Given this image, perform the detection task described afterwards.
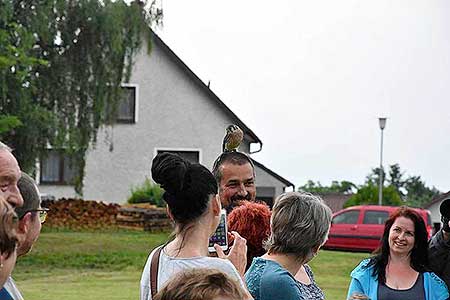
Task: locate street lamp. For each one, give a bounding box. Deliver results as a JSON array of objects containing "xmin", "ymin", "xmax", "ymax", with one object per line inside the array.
[{"xmin": 378, "ymin": 117, "xmax": 387, "ymax": 206}]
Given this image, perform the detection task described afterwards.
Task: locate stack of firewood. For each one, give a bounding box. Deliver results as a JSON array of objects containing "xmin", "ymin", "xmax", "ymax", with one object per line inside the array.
[
  {"xmin": 117, "ymin": 206, "xmax": 172, "ymax": 232},
  {"xmin": 42, "ymin": 198, "xmax": 120, "ymax": 230}
]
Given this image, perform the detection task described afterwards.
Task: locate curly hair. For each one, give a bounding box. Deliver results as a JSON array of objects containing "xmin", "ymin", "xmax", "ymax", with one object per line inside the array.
[
  {"xmin": 367, "ymin": 206, "xmax": 429, "ymax": 283},
  {"xmin": 228, "ymin": 200, "xmax": 271, "ymax": 269},
  {"xmin": 0, "ymin": 198, "xmax": 18, "ymax": 259},
  {"xmin": 154, "ymin": 268, "xmax": 246, "ymax": 300}
]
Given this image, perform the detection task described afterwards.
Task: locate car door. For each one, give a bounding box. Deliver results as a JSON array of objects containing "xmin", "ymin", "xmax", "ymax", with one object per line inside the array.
[
  {"xmin": 327, "ymin": 209, "xmax": 361, "ymax": 250},
  {"xmin": 357, "ymin": 209, "xmax": 390, "ymax": 251}
]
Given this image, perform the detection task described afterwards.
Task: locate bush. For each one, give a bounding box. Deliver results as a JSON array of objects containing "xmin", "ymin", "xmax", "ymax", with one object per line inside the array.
[{"xmin": 127, "ymin": 179, "xmax": 164, "ymax": 207}]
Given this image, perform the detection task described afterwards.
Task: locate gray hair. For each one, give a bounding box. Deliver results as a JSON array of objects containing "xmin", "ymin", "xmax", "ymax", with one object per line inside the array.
[
  {"xmin": 0, "ymin": 141, "xmax": 12, "ymax": 152},
  {"xmin": 264, "ymin": 192, "xmax": 332, "ymax": 261}
]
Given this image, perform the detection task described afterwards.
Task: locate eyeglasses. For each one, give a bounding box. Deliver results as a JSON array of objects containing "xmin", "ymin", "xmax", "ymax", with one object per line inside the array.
[{"xmin": 28, "ymin": 208, "xmax": 49, "ymax": 224}]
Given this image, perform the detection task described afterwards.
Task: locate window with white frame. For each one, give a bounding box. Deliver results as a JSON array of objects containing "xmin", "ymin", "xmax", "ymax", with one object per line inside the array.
[
  {"xmin": 40, "ymin": 150, "xmax": 77, "ymax": 185},
  {"xmin": 116, "ymin": 85, "xmax": 137, "ymax": 123},
  {"xmin": 156, "ymin": 150, "xmax": 200, "ymax": 164}
]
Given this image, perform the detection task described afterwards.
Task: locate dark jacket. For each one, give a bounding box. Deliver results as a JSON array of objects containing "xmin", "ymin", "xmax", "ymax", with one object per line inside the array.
[{"xmin": 429, "ymin": 229, "xmax": 450, "ymax": 289}]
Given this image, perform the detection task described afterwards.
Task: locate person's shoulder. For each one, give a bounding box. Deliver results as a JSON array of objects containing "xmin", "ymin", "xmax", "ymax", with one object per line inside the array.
[
  {"xmin": 350, "ymin": 258, "xmax": 373, "ymax": 278},
  {"xmin": 259, "ymin": 267, "xmax": 300, "ymax": 300},
  {"xmin": 424, "ymin": 271, "xmax": 448, "ymax": 289},
  {"xmin": 196, "ymin": 257, "xmax": 239, "ymax": 274}
]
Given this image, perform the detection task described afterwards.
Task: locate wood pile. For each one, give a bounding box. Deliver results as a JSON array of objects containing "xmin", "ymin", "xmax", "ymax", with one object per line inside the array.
[
  {"xmin": 41, "ymin": 198, "xmax": 120, "ymax": 230},
  {"xmin": 117, "ymin": 205, "xmax": 172, "ymax": 232}
]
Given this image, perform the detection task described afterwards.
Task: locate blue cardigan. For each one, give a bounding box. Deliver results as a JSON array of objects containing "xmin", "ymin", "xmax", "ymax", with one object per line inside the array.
[{"xmin": 347, "ymin": 259, "xmax": 449, "ymax": 300}]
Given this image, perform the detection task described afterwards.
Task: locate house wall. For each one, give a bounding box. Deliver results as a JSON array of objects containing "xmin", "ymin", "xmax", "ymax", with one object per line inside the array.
[
  {"xmin": 428, "ymin": 201, "xmax": 441, "ymax": 226},
  {"xmin": 39, "ymin": 38, "xmax": 257, "ymax": 203},
  {"xmin": 254, "ymin": 164, "xmax": 289, "ymax": 200}
]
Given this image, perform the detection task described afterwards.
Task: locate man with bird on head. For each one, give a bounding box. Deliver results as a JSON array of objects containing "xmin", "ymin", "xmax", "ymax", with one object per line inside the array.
[{"xmin": 213, "ymin": 125, "xmax": 256, "ymax": 213}]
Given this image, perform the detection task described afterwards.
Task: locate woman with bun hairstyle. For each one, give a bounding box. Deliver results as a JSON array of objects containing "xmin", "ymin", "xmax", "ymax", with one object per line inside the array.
[{"xmin": 140, "ymin": 153, "xmax": 249, "ymax": 300}]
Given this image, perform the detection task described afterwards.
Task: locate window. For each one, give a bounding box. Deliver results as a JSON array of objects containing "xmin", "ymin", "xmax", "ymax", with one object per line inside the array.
[
  {"xmin": 116, "ymin": 86, "xmax": 137, "ymax": 123},
  {"xmin": 363, "ymin": 211, "xmax": 389, "ymax": 225},
  {"xmin": 40, "ymin": 150, "xmax": 77, "ymax": 185},
  {"xmin": 333, "ymin": 210, "xmax": 360, "ymax": 224},
  {"xmin": 156, "ymin": 150, "xmax": 200, "ymax": 164}
]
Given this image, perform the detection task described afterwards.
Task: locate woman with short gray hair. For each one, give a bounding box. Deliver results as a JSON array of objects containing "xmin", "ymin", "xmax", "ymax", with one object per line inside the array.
[{"xmin": 245, "ymin": 192, "xmax": 332, "ymax": 300}]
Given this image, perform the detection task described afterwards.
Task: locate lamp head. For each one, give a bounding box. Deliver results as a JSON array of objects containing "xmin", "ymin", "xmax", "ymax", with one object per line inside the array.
[{"xmin": 378, "ymin": 117, "xmax": 387, "ymax": 130}]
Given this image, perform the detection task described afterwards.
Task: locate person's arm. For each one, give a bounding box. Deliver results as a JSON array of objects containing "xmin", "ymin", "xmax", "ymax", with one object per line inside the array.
[
  {"xmin": 429, "ymin": 226, "xmax": 450, "ymax": 276},
  {"xmin": 347, "ymin": 278, "xmax": 369, "ymax": 300}
]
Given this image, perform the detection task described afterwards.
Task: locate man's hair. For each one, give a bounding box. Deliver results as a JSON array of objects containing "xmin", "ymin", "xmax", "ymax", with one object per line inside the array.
[
  {"xmin": 15, "ymin": 172, "xmax": 41, "ymax": 220},
  {"xmin": 154, "ymin": 268, "xmax": 246, "ymax": 300},
  {"xmin": 212, "ymin": 151, "xmax": 255, "ymax": 183},
  {"xmin": 0, "ymin": 141, "xmax": 12, "ymax": 152},
  {"xmin": 0, "ymin": 198, "xmax": 18, "ymax": 258},
  {"xmin": 264, "ymin": 192, "xmax": 332, "ymax": 261}
]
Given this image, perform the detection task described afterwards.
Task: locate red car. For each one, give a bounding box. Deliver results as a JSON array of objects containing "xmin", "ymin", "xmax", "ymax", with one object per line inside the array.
[{"xmin": 324, "ymin": 205, "xmax": 433, "ymax": 252}]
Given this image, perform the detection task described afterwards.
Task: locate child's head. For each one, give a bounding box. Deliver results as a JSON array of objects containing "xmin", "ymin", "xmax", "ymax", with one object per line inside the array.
[{"xmin": 154, "ymin": 268, "xmax": 246, "ymax": 300}]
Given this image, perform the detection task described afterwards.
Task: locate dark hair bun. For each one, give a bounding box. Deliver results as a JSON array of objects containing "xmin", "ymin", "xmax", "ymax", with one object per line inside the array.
[{"xmin": 151, "ymin": 152, "xmax": 189, "ymax": 195}]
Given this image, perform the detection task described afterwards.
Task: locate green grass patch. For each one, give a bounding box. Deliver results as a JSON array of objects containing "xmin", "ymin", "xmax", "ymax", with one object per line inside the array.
[{"xmin": 13, "ymin": 229, "xmax": 369, "ymax": 300}]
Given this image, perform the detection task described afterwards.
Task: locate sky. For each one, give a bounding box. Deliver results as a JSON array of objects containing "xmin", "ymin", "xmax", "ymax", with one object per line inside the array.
[{"xmin": 155, "ymin": 0, "xmax": 450, "ymax": 191}]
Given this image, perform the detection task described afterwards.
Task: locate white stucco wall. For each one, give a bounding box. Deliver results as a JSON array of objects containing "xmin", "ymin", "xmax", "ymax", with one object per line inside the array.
[
  {"xmin": 254, "ymin": 164, "xmax": 290, "ymax": 199},
  {"xmin": 39, "ymin": 36, "xmax": 261, "ymax": 203},
  {"xmin": 427, "ymin": 201, "xmax": 441, "ymax": 225}
]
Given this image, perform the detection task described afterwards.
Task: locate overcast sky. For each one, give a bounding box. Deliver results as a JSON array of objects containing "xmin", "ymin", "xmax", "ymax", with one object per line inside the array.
[{"xmin": 155, "ymin": 0, "xmax": 450, "ymax": 191}]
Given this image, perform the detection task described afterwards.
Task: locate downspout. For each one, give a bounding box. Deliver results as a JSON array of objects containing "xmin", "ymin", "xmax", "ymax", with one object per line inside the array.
[{"xmin": 249, "ymin": 140, "xmax": 263, "ymax": 154}]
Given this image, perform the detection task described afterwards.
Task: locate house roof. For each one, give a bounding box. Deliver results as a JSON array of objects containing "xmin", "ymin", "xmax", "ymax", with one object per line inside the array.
[
  {"xmin": 319, "ymin": 193, "xmax": 353, "ymax": 213},
  {"xmin": 424, "ymin": 191, "xmax": 450, "ymax": 209},
  {"xmin": 251, "ymin": 159, "xmax": 295, "ymax": 189},
  {"xmin": 150, "ymin": 31, "xmax": 262, "ymax": 146}
]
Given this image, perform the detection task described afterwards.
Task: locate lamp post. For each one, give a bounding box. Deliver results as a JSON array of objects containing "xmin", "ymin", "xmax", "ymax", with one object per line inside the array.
[{"xmin": 378, "ymin": 117, "xmax": 387, "ymax": 206}]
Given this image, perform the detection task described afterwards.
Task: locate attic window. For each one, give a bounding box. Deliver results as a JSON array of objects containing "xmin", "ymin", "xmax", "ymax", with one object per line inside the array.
[
  {"xmin": 156, "ymin": 150, "xmax": 200, "ymax": 164},
  {"xmin": 117, "ymin": 85, "xmax": 137, "ymax": 123}
]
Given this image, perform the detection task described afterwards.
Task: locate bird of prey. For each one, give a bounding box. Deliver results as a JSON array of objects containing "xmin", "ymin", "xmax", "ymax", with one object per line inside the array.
[{"xmin": 222, "ymin": 125, "xmax": 244, "ymax": 152}]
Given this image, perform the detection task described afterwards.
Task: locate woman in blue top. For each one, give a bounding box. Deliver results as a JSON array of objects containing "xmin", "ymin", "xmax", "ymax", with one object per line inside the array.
[
  {"xmin": 347, "ymin": 206, "xmax": 449, "ymax": 300},
  {"xmin": 245, "ymin": 192, "xmax": 332, "ymax": 300}
]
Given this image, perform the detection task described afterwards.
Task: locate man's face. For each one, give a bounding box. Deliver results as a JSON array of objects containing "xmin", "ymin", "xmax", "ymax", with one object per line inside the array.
[
  {"xmin": 17, "ymin": 183, "xmax": 43, "ymax": 257},
  {"xmin": 218, "ymin": 162, "xmax": 256, "ymax": 212},
  {"xmin": 0, "ymin": 150, "xmax": 23, "ymax": 208}
]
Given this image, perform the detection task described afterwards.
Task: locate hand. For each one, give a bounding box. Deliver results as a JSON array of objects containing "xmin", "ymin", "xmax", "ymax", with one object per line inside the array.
[
  {"xmin": 214, "ymin": 231, "xmax": 247, "ymax": 276},
  {"xmin": 348, "ymin": 292, "xmax": 370, "ymax": 300}
]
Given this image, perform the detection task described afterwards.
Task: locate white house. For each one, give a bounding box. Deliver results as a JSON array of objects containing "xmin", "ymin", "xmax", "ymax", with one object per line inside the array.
[
  {"xmin": 424, "ymin": 191, "xmax": 450, "ymax": 231},
  {"xmin": 38, "ymin": 32, "xmax": 294, "ymax": 204}
]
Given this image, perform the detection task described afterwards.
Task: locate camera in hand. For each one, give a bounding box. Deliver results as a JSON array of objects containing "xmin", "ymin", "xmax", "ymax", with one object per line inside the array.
[{"xmin": 439, "ymin": 198, "xmax": 450, "ymax": 232}]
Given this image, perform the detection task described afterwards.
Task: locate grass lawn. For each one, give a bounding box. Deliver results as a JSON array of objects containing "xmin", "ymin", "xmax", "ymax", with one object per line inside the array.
[{"xmin": 13, "ymin": 228, "xmax": 368, "ymax": 300}]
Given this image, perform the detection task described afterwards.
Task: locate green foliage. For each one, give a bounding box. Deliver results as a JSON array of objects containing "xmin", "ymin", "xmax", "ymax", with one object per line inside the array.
[
  {"xmin": 299, "ymin": 180, "xmax": 356, "ymax": 194},
  {"xmin": 344, "ymin": 183, "xmax": 403, "ymax": 208},
  {"xmin": 404, "ymin": 175, "xmax": 440, "ymax": 208},
  {"xmin": 127, "ymin": 179, "xmax": 164, "ymax": 207},
  {"xmin": 0, "ymin": 0, "xmax": 162, "ymax": 194},
  {"xmin": 0, "ymin": 115, "xmax": 22, "ymax": 134}
]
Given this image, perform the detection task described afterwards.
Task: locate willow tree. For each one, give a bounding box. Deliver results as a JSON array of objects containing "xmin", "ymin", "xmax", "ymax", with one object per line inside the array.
[{"xmin": 0, "ymin": 0, "xmax": 162, "ymax": 194}]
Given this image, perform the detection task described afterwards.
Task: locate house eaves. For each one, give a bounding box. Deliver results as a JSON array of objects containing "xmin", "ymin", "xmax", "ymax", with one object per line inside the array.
[{"xmin": 150, "ymin": 31, "xmax": 262, "ymax": 147}]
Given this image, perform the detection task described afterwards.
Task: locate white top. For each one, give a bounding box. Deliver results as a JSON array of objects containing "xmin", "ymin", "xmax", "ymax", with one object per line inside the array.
[
  {"xmin": 140, "ymin": 246, "xmax": 245, "ymax": 300},
  {"xmin": 3, "ymin": 277, "xmax": 24, "ymax": 300}
]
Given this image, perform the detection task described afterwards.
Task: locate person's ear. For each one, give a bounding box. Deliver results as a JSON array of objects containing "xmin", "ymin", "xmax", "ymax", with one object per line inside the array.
[
  {"xmin": 166, "ymin": 205, "xmax": 174, "ymax": 221},
  {"xmin": 212, "ymin": 194, "xmax": 221, "ymax": 217},
  {"xmin": 17, "ymin": 212, "xmax": 32, "ymax": 235}
]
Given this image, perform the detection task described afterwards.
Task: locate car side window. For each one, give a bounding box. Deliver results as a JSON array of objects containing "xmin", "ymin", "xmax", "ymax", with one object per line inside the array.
[
  {"xmin": 333, "ymin": 210, "xmax": 360, "ymax": 224},
  {"xmin": 363, "ymin": 210, "xmax": 389, "ymax": 224}
]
